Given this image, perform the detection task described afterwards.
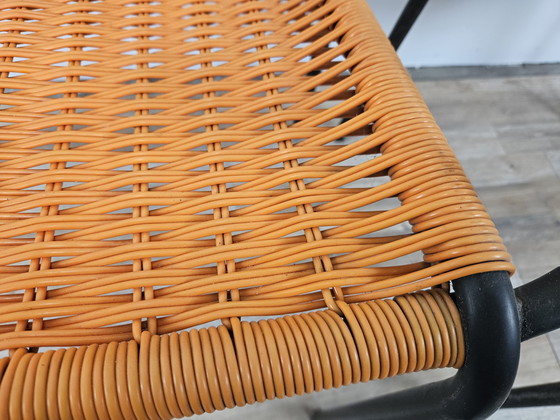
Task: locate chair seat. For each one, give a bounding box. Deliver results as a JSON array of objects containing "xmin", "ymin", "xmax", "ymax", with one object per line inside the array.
[{"xmin": 0, "ymin": 0, "xmax": 514, "ymax": 418}]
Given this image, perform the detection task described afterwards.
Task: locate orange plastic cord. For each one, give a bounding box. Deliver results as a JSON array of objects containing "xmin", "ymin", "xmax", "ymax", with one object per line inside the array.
[
  {"xmin": 0, "ymin": 290, "xmax": 464, "ymax": 419},
  {"xmin": 0, "ymin": 0, "xmax": 512, "ymax": 418}
]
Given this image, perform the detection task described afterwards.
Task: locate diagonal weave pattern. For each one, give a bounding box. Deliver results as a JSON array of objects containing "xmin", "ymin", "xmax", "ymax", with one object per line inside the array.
[{"xmin": 0, "ymin": 0, "xmax": 514, "ymax": 353}]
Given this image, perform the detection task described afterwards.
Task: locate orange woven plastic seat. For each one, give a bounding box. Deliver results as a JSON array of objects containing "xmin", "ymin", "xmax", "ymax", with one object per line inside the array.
[{"xmin": 0, "ymin": 0, "xmax": 515, "ymax": 418}]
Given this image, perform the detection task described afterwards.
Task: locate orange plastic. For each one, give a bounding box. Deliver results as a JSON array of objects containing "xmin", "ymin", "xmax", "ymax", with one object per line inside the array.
[{"xmin": 0, "ymin": 0, "xmax": 513, "ymax": 418}]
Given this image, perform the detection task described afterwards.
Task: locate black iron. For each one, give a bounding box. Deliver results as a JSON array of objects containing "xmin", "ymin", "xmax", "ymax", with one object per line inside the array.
[
  {"xmin": 496, "ymin": 266, "xmax": 560, "ymax": 409},
  {"xmin": 312, "ymin": 271, "xmax": 520, "ymax": 420},
  {"xmin": 503, "ymin": 382, "xmax": 560, "ymax": 408},
  {"xmin": 389, "ymin": 0, "xmax": 430, "ymax": 50},
  {"xmin": 514, "ymin": 267, "xmax": 560, "ymax": 342}
]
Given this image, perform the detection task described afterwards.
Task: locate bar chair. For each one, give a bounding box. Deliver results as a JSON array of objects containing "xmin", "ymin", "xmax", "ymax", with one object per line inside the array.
[{"xmin": 0, "ymin": 0, "xmax": 558, "ymax": 418}]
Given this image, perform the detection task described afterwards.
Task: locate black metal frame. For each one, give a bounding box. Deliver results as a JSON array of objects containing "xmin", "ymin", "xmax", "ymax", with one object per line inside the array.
[
  {"xmin": 504, "ymin": 383, "xmax": 560, "ymax": 408},
  {"xmin": 514, "ymin": 267, "xmax": 560, "ymax": 342},
  {"xmin": 503, "ymin": 267, "xmax": 560, "ymax": 410},
  {"xmin": 388, "ymin": 0, "xmax": 430, "ymax": 51}
]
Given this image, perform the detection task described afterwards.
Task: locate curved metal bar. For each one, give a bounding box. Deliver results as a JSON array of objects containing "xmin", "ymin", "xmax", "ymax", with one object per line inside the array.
[{"xmin": 312, "ymin": 271, "xmax": 520, "ymax": 420}]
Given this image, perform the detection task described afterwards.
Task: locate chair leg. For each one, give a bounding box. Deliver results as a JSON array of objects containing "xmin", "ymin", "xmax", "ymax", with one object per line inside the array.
[
  {"xmin": 389, "ymin": 0, "xmax": 430, "ymax": 51},
  {"xmin": 514, "ymin": 267, "xmax": 560, "ymax": 342},
  {"xmin": 499, "ymin": 266, "xmax": 560, "ymax": 409},
  {"xmin": 312, "ymin": 271, "xmax": 521, "ymax": 420},
  {"xmin": 503, "ymin": 382, "xmax": 560, "ymax": 408}
]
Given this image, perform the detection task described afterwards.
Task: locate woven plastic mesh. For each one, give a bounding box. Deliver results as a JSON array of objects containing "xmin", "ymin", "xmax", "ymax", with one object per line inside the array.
[{"xmin": 0, "ymin": 0, "xmax": 513, "ymax": 351}]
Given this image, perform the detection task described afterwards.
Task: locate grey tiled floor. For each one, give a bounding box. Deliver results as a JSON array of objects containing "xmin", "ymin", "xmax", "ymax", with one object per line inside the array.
[{"xmin": 199, "ymin": 71, "xmax": 560, "ymax": 419}]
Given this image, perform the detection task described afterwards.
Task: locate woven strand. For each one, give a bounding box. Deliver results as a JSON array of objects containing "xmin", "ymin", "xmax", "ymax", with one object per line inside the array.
[
  {"xmin": 0, "ymin": 0, "xmax": 514, "ymax": 351},
  {"xmin": 0, "ymin": 290, "xmax": 463, "ymax": 419}
]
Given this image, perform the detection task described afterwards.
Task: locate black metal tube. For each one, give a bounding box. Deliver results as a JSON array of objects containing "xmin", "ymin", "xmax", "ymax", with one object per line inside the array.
[
  {"xmin": 498, "ymin": 267, "xmax": 560, "ymax": 409},
  {"xmin": 515, "ymin": 267, "xmax": 560, "ymax": 342},
  {"xmin": 312, "ymin": 271, "xmax": 520, "ymax": 420},
  {"xmin": 389, "ymin": 0, "xmax": 429, "ymax": 50},
  {"xmin": 503, "ymin": 382, "xmax": 560, "ymax": 408}
]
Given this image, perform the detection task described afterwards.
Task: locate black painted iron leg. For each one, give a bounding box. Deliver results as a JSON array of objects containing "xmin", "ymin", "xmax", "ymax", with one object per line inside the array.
[
  {"xmin": 312, "ymin": 271, "xmax": 521, "ymax": 420},
  {"xmin": 503, "ymin": 383, "xmax": 560, "ymax": 408},
  {"xmin": 514, "ymin": 267, "xmax": 560, "ymax": 342},
  {"xmin": 500, "ymin": 266, "xmax": 560, "ymax": 409},
  {"xmin": 389, "ymin": 0, "xmax": 429, "ymax": 51}
]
